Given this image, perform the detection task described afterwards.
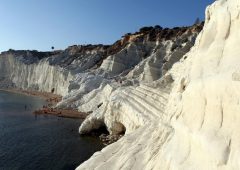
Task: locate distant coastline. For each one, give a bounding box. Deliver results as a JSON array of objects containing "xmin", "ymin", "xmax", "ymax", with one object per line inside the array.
[{"xmin": 0, "ymin": 88, "xmax": 88, "ymax": 119}]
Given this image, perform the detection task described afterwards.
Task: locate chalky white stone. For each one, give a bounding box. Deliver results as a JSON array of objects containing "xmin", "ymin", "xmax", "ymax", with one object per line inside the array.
[
  {"xmin": 77, "ymin": 0, "xmax": 240, "ymax": 169},
  {"xmin": 0, "ymin": 7, "xmax": 207, "ymax": 170}
]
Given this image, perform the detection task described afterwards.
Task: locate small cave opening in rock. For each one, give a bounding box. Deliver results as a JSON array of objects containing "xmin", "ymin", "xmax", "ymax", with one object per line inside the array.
[
  {"xmin": 51, "ymin": 88, "xmax": 55, "ymax": 93},
  {"xmin": 92, "ymin": 122, "xmax": 126, "ymax": 146},
  {"xmin": 97, "ymin": 103, "xmax": 103, "ymax": 108},
  {"xmin": 98, "ymin": 122, "xmax": 126, "ymax": 146},
  {"xmin": 182, "ymin": 84, "xmax": 186, "ymax": 91},
  {"xmin": 179, "ymin": 78, "xmax": 187, "ymax": 93},
  {"xmin": 87, "ymin": 125, "xmax": 109, "ymax": 137}
]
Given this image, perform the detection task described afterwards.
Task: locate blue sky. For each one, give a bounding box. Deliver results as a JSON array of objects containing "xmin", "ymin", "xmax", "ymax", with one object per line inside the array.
[{"xmin": 0, "ymin": 0, "xmax": 214, "ymax": 52}]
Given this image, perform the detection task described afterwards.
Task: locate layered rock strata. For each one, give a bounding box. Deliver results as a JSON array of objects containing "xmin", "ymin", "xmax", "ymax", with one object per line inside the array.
[
  {"xmin": 77, "ymin": 0, "xmax": 240, "ymax": 169},
  {"xmin": 0, "ymin": 16, "xmax": 206, "ymax": 170}
]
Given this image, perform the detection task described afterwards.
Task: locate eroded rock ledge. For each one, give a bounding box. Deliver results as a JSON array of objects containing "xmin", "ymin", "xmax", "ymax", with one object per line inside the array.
[
  {"xmin": 0, "ymin": 14, "xmax": 207, "ymax": 170},
  {"xmin": 77, "ymin": 0, "xmax": 240, "ymax": 169}
]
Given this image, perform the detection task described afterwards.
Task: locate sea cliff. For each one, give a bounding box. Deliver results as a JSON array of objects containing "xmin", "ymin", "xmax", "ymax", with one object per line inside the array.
[{"xmin": 2, "ymin": 7, "xmax": 230, "ymax": 169}]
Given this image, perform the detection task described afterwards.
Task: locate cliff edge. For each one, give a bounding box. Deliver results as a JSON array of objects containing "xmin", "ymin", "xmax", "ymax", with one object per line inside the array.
[
  {"xmin": 77, "ymin": 0, "xmax": 240, "ymax": 169},
  {"xmin": 2, "ymin": 3, "xmax": 232, "ymax": 169}
]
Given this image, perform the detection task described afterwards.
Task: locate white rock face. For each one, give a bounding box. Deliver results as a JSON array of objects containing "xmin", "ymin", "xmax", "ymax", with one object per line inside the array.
[
  {"xmin": 100, "ymin": 43, "xmax": 145, "ymax": 76},
  {"xmin": 0, "ymin": 52, "xmax": 73, "ymax": 95},
  {"xmin": 77, "ymin": 0, "xmax": 240, "ymax": 169},
  {"xmin": 0, "ymin": 14, "xmax": 203, "ymax": 170},
  {"xmin": 56, "ymin": 26, "xmax": 200, "ymax": 111}
]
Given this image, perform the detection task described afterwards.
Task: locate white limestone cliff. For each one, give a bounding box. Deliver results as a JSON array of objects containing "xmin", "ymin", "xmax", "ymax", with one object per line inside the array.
[
  {"xmin": 0, "ymin": 52, "xmax": 73, "ymax": 95},
  {"xmin": 76, "ymin": 0, "xmax": 240, "ymax": 169},
  {"xmin": 56, "ymin": 25, "xmax": 201, "ymax": 111},
  {"xmin": 0, "ymin": 10, "xmax": 205, "ymax": 170}
]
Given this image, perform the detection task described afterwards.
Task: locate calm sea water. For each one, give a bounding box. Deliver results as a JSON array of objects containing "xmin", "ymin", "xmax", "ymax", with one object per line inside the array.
[{"xmin": 0, "ymin": 90, "xmax": 103, "ymax": 170}]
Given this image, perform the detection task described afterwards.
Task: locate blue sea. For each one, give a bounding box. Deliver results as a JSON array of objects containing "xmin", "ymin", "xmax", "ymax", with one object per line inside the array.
[{"xmin": 0, "ymin": 90, "xmax": 103, "ymax": 170}]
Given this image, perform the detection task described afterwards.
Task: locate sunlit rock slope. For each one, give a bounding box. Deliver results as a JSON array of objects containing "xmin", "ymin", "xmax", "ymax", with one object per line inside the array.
[
  {"xmin": 0, "ymin": 12, "xmax": 206, "ymax": 170},
  {"xmin": 0, "ymin": 23, "xmax": 201, "ymax": 106},
  {"xmin": 77, "ymin": 0, "xmax": 240, "ymax": 169}
]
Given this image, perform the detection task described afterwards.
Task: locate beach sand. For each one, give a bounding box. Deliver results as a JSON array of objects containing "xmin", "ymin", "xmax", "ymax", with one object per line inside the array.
[{"xmin": 0, "ymin": 88, "xmax": 88, "ymax": 119}]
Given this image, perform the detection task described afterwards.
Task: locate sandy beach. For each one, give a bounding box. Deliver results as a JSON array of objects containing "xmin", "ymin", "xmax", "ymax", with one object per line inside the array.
[{"xmin": 0, "ymin": 88, "xmax": 88, "ymax": 119}]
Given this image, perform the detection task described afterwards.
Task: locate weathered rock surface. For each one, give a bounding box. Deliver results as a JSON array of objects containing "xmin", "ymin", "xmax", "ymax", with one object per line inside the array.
[
  {"xmin": 77, "ymin": 0, "xmax": 240, "ymax": 169},
  {"xmin": 0, "ymin": 11, "xmax": 206, "ymax": 170}
]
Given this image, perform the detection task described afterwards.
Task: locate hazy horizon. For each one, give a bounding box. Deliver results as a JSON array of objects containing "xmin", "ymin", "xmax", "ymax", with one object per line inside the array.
[{"xmin": 0, "ymin": 0, "xmax": 214, "ymax": 52}]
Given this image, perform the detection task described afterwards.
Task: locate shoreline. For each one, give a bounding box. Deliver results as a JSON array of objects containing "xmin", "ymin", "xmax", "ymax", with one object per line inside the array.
[
  {"xmin": 0, "ymin": 88, "xmax": 61, "ymax": 101},
  {"xmin": 33, "ymin": 107, "xmax": 89, "ymax": 119},
  {"xmin": 0, "ymin": 88, "xmax": 88, "ymax": 119}
]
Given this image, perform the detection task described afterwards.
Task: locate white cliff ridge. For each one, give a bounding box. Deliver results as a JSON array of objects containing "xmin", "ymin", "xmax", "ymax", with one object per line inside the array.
[
  {"xmin": 0, "ymin": 51, "xmax": 73, "ymax": 95},
  {"xmin": 2, "ymin": 1, "xmax": 237, "ymax": 169},
  {"xmin": 0, "ymin": 23, "xmax": 201, "ymax": 168},
  {"xmin": 76, "ymin": 0, "xmax": 240, "ymax": 169}
]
